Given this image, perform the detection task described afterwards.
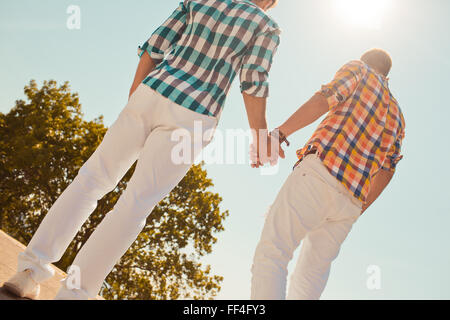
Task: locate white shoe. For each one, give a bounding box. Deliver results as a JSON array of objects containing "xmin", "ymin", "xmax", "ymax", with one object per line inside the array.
[
  {"xmin": 3, "ymin": 269, "xmax": 41, "ymax": 300},
  {"xmin": 54, "ymin": 282, "xmax": 91, "ymax": 300}
]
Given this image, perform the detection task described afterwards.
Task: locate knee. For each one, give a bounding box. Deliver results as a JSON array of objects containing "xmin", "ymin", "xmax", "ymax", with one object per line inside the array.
[
  {"xmin": 253, "ymin": 238, "xmax": 293, "ymax": 273},
  {"xmin": 112, "ymin": 189, "xmax": 158, "ymax": 224},
  {"xmin": 254, "ymin": 219, "xmax": 299, "ymax": 266},
  {"xmin": 73, "ymin": 171, "xmax": 112, "ymax": 200}
]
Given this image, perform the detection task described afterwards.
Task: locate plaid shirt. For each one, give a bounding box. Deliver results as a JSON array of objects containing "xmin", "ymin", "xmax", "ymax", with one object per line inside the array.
[
  {"xmin": 138, "ymin": 0, "xmax": 281, "ymax": 117},
  {"xmin": 296, "ymin": 60, "xmax": 406, "ymax": 203}
]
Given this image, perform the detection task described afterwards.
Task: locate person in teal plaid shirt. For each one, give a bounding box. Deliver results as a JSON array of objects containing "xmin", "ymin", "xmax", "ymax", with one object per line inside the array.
[{"xmin": 5, "ymin": 0, "xmax": 281, "ymax": 300}]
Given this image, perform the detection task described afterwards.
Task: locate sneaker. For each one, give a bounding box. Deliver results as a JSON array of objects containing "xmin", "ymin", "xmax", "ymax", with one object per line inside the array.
[
  {"xmin": 3, "ymin": 269, "xmax": 41, "ymax": 300},
  {"xmin": 54, "ymin": 278, "xmax": 91, "ymax": 300},
  {"xmin": 54, "ymin": 286, "xmax": 91, "ymax": 300}
]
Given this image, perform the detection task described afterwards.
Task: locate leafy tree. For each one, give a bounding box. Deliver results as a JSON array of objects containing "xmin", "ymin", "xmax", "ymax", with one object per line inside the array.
[{"xmin": 0, "ymin": 80, "xmax": 229, "ymax": 300}]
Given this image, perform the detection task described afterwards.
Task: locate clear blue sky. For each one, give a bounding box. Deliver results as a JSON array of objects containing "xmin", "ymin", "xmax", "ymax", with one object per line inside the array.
[{"xmin": 1, "ymin": 0, "xmax": 449, "ymax": 299}]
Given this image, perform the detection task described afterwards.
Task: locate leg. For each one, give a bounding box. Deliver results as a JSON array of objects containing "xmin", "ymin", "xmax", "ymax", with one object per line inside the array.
[
  {"xmin": 60, "ymin": 107, "xmax": 217, "ymax": 298},
  {"xmin": 18, "ymin": 85, "xmax": 154, "ymax": 282},
  {"xmin": 286, "ymin": 217, "xmax": 357, "ymax": 300},
  {"xmin": 250, "ymin": 167, "xmax": 329, "ymax": 300}
]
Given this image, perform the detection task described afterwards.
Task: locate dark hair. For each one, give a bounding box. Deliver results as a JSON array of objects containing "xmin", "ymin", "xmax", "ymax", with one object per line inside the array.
[{"xmin": 361, "ymin": 49, "xmax": 392, "ymax": 77}]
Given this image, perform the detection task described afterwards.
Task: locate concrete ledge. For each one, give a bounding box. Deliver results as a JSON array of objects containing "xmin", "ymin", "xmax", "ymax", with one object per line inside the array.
[{"xmin": 0, "ymin": 230, "xmax": 103, "ymax": 300}]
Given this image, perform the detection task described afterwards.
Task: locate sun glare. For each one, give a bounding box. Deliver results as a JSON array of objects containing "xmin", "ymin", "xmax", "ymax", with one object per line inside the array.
[{"xmin": 332, "ymin": 0, "xmax": 391, "ymax": 30}]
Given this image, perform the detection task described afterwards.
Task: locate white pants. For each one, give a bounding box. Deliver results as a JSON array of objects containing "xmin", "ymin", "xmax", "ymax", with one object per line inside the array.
[
  {"xmin": 251, "ymin": 154, "xmax": 363, "ymax": 300},
  {"xmin": 17, "ymin": 84, "xmax": 217, "ymax": 298}
]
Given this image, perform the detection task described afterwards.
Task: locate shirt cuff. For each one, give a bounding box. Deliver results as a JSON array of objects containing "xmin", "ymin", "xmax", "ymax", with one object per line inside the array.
[
  {"xmin": 381, "ymin": 155, "xmax": 404, "ymax": 172},
  {"xmin": 317, "ymin": 86, "xmax": 345, "ymax": 110},
  {"xmin": 138, "ymin": 42, "xmax": 164, "ymax": 62},
  {"xmin": 240, "ymin": 81, "xmax": 269, "ymax": 98}
]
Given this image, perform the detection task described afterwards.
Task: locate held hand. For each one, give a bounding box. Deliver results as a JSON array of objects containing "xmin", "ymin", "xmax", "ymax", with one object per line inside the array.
[
  {"xmin": 249, "ymin": 129, "xmax": 265, "ymax": 168},
  {"xmin": 269, "ymin": 128, "xmax": 288, "ymax": 161},
  {"xmin": 250, "ymin": 136, "xmax": 268, "ymax": 168},
  {"xmin": 249, "ymin": 143, "xmax": 261, "ymax": 168},
  {"xmin": 249, "ymin": 132, "xmax": 285, "ymax": 168},
  {"xmin": 250, "ymin": 135, "xmax": 269, "ymax": 168},
  {"xmin": 266, "ymin": 134, "xmax": 283, "ymax": 166}
]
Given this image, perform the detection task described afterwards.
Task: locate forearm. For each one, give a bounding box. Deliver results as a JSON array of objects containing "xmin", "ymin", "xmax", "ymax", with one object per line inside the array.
[
  {"xmin": 242, "ymin": 93, "xmax": 268, "ymax": 131},
  {"xmin": 279, "ymin": 93, "xmax": 329, "ymax": 138},
  {"xmin": 362, "ymin": 169, "xmax": 394, "ymax": 213},
  {"xmin": 129, "ymin": 51, "xmax": 157, "ymax": 98},
  {"xmin": 243, "ymin": 93, "xmax": 270, "ymax": 167}
]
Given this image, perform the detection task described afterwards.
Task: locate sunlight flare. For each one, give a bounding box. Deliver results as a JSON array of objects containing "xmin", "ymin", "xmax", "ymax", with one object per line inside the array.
[{"xmin": 332, "ymin": 0, "xmax": 391, "ymax": 30}]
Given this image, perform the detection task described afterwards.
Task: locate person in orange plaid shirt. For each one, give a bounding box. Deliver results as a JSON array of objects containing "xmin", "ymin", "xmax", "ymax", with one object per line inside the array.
[{"xmin": 251, "ymin": 49, "xmax": 405, "ymax": 300}]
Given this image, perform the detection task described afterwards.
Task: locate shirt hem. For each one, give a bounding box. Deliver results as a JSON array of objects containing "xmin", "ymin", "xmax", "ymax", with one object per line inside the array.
[
  {"xmin": 295, "ymin": 143, "xmax": 367, "ymax": 204},
  {"xmin": 141, "ymin": 82, "xmax": 218, "ymax": 120}
]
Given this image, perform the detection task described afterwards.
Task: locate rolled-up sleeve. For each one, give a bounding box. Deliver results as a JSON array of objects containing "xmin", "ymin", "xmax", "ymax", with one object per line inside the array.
[
  {"xmin": 382, "ymin": 130, "xmax": 405, "ymax": 172},
  {"xmin": 240, "ymin": 28, "xmax": 281, "ymax": 98},
  {"xmin": 138, "ymin": 1, "xmax": 189, "ymax": 63},
  {"xmin": 318, "ymin": 61, "xmax": 363, "ymax": 110}
]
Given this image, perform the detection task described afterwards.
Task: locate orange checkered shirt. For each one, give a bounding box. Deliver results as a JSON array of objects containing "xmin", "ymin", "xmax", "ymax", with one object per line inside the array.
[{"xmin": 296, "ymin": 60, "xmax": 406, "ymax": 203}]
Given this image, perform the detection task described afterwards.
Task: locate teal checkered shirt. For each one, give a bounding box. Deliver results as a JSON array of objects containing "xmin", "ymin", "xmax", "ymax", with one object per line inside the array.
[{"xmin": 138, "ymin": 0, "xmax": 281, "ymax": 118}]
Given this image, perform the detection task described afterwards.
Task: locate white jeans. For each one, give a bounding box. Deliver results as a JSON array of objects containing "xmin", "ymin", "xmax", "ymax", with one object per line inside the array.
[
  {"xmin": 17, "ymin": 84, "xmax": 217, "ymax": 298},
  {"xmin": 251, "ymin": 154, "xmax": 363, "ymax": 300}
]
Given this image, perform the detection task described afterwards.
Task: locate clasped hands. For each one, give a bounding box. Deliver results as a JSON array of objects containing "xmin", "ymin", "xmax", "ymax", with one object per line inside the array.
[{"xmin": 250, "ymin": 129, "xmax": 288, "ymax": 168}]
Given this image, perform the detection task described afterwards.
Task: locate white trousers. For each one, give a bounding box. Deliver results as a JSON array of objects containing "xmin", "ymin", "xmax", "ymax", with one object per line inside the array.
[
  {"xmin": 17, "ymin": 84, "xmax": 217, "ymax": 298},
  {"xmin": 251, "ymin": 154, "xmax": 363, "ymax": 300}
]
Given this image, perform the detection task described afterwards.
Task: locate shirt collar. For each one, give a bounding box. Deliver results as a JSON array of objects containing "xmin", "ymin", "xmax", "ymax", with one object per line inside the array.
[
  {"xmin": 379, "ymin": 74, "xmax": 389, "ymax": 87},
  {"xmin": 362, "ymin": 61, "xmax": 390, "ymax": 86}
]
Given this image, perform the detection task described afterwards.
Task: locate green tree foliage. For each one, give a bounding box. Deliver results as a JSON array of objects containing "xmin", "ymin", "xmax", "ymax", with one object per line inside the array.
[{"xmin": 0, "ymin": 80, "xmax": 229, "ymax": 300}]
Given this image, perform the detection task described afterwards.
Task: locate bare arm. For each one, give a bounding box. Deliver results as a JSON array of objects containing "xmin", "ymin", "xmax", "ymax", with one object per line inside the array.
[
  {"xmin": 279, "ymin": 61, "xmax": 364, "ymax": 138},
  {"xmin": 243, "ymin": 93, "xmax": 268, "ymax": 132},
  {"xmin": 242, "ymin": 93, "xmax": 271, "ymax": 168},
  {"xmin": 129, "ymin": 51, "xmax": 157, "ymax": 99},
  {"xmin": 362, "ymin": 169, "xmax": 394, "ymax": 213},
  {"xmin": 248, "ymin": 92, "xmax": 329, "ymax": 167},
  {"xmin": 278, "ymin": 93, "xmax": 329, "ymax": 138}
]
